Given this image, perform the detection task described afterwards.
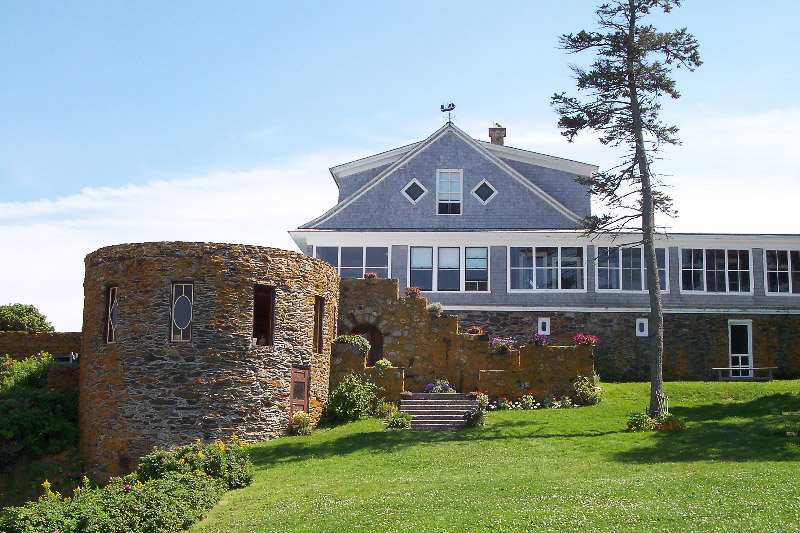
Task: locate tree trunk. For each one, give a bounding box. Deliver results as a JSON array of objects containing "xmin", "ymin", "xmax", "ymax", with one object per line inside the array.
[{"xmin": 626, "ymin": 0, "xmax": 666, "ymax": 416}]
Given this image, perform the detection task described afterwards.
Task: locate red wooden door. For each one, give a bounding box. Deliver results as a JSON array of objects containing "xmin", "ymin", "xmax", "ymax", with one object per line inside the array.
[{"xmin": 290, "ymin": 367, "xmax": 310, "ymax": 418}]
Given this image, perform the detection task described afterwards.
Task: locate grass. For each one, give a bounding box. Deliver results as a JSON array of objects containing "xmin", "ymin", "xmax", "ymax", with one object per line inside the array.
[{"xmin": 191, "ymin": 381, "xmax": 800, "ymax": 532}]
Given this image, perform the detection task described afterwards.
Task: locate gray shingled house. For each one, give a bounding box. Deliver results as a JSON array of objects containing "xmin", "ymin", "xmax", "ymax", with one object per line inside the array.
[{"xmin": 290, "ymin": 121, "xmax": 800, "ymax": 381}]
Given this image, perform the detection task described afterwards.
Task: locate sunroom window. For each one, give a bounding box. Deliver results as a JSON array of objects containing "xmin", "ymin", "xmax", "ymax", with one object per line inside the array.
[
  {"xmin": 510, "ymin": 247, "xmax": 584, "ymax": 290},
  {"xmin": 437, "ymin": 247, "xmax": 460, "ymax": 291},
  {"xmin": 766, "ymin": 249, "xmax": 800, "ymax": 294},
  {"xmin": 465, "ymin": 247, "xmax": 489, "ymax": 291},
  {"xmin": 315, "ymin": 246, "xmax": 389, "ymax": 278},
  {"xmin": 410, "ymin": 247, "xmax": 433, "ymax": 291},
  {"xmin": 681, "ymin": 248, "xmax": 751, "ymax": 293}
]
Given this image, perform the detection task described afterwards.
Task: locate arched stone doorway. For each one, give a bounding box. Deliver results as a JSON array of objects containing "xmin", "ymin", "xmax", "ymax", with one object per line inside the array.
[{"xmin": 350, "ymin": 323, "xmax": 384, "ymax": 366}]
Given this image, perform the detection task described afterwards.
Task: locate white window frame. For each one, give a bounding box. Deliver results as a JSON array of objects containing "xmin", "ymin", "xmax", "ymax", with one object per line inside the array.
[
  {"xmin": 678, "ymin": 248, "xmax": 754, "ymax": 295},
  {"xmin": 506, "ymin": 246, "xmax": 588, "ymax": 293},
  {"xmin": 105, "ymin": 286, "xmax": 118, "ymax": 344},
  {"xmin": 407, "ymin": 245, "xmax": 492, "ymax": 293},
  {"xmin": 314, "ymin": 246, "xmax": 392, "ymax": 280},
  {"xmin": 435, "ymin": 169, "xmax": 463, "ymax": 216},
  {"xmin": 727, "ymin": 319, "xmax": 753, "ymax": 378},
  {"xmin": 401, "ymin": 178, "xmax": 428, "ymax": 205},
  {"xmin": 538, "ymin": 317, "xmax": 550, "ymax": 336},
  {"xmin": 595, "ymin": 246, "xmax": 670, "ymax": 293},
  {"xmin": 763, "ymin": 249, "xmax": 800, "ymax": 296},
  {"xmin": 470, "ymin": 179, "xmax": 498, "ymax": 205},
  {"xmin": 635, "ymin": 318, "xmax": 649, "ymax": 337}
]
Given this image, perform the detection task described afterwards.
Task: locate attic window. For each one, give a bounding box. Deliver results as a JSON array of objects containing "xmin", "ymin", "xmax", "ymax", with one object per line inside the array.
[
  {"xmin": 402, "ymin": 179, "xmax": 428, "ymax": 204},
  {"xmin": 471, "ymin": 179, "xmax": 497, "ymax": 205}
]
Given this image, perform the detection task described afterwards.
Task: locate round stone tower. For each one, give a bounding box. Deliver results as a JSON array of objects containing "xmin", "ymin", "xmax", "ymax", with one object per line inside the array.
[{"xmin": 80, "ymin": 242, "xmax": 338, "ymax": 479}]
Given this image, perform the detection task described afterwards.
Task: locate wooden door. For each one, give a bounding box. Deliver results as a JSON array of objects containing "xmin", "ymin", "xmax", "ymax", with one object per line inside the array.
[{"xmin": 290, "ymin": 367, "xmax": 310, "ymax": 418}]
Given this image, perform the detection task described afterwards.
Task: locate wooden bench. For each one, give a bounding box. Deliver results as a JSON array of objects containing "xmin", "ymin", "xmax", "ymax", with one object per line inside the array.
[{"xmin": 711, "ymin": 367, "xmax": 777, "ymax": 381}]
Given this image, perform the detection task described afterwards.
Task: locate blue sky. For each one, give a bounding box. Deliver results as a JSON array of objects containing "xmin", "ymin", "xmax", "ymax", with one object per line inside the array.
[{"xmin": 1, "ymin": 1, "xmax": 799, "ymax": 330}]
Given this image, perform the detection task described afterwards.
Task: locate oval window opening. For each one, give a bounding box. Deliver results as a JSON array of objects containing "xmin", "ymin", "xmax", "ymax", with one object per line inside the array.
[{"xmin": 173, "ymin": 295, "xmax": 192, "ymax": 329}]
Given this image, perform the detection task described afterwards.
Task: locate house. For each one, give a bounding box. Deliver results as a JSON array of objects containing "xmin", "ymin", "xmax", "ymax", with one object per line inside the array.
[{"xmin": 291, "ymin": 121, "xmax": 800, "ymax": 381}]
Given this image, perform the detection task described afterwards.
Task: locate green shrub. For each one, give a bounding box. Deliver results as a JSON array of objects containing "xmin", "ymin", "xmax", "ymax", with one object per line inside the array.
[
  {"xmin": 573, "ymin": 372, "xmax": 603, "ymax": 406},
  {"xmin": 373, "ymin": 358, "xmax": 392, "ymax": 370},
  {"xmin": 464, "ymin": 408, "xmax": 487, "ymax": 427},
  {"xmin": 0, "ymin": 387, "xmax": 78, "ymax": 466},
  {"xmin": 291, "ymin": 411, "xmax": 314, "ymax": 436},
  {"xmin": 626, "ymin": 411, "xmax": 684, "ymax": 432},
  {"xmin": 375, "ymin": 399, "xmax": 397, "ymax": 418},
  {"xmin": 133, "ymin": 436, "xmax": 254, "ymax": 491},
  {"xmin": 519, "ymin": 394, "xmax": 539, "ymax": 410},
  {"xmin": 0, "ymin": 304, "xmax": 54, "ymax": 332},
  {"xmin": 1, "ymin": 352, "xmax": 53, "ymax": 392},
  {"xmin": 426, "ymin": 302, "xmax": 442, "ymax": 318},
  {"xmin": 321, "ymin": 373, "xmax": 379, "ymax": 423},
  {"xmin": 332, "ymin": 335, "xmax": 371, "ymax": 354},
  {"xmin": 385, "ymin": 411, "xmax": 411, "ymax": 429},
  {"xmin": 0, "ymin": 437, "xmax": 254, "ymax": 532}
]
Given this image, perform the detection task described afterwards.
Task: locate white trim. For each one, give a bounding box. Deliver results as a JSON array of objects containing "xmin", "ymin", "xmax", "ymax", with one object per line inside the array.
[
  {"xmin": 470, "ymin": 178, "xmax": 498, "ymax": 205},
  {"xmin": 401, "ymin": 178, "xmax": 428, "ymax": 205},
  {"xmin": 329, "ymin": 142, "xmax": 420, "ymax": 184},
  {"xmin": 435, "ymin": 168, "xmax": 463, "ymax": 216},
  {"xmin": 299, "ymin": 122, "xmax": 584, "ymax": 229},
  {"xmin": 636, "ymin": 318, "xmax": 649, "ymax": 337},
  {"xmin": 537, "ymin": 317, "xmax": 551, "ymax": 336},
  {"xmin": 506, "ymin": 245, "xmax": 588, "ymax": 293},
  {"xmin": 480, "ymin": 140, "xmax": 598, "ymax": 176},
  {"xmin": 727, "ymin": 319, "xmax": 753, "ymax": 378},
  {"xmin": 763, "ymin": 248, "xmax": 800, "ymax": 296},
  {"xmin": 678, "ymin": 247, "xmax": 755, "ymax": 296},
  {"xmin": 441, "ymin": 305, "xmax": 800, "ymax": 315}
]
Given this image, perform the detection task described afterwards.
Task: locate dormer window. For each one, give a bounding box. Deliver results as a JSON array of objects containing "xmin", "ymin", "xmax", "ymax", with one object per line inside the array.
[
  {"xmin": 471, "ymin": 179, "xmax": 497, "ymax": 205},
  {"xmin": 436, "ymin": 169, "xmax": 462, "ymax": 215},
  {"xmin": 402, "ymin": 179, "xmax": 428, "ymax": 204}
]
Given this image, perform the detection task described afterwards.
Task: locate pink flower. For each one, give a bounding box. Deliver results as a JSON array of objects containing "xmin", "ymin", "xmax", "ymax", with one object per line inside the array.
[{"xmin": 124, "ymin": 484, "xmax": 131, "ymax": 490}]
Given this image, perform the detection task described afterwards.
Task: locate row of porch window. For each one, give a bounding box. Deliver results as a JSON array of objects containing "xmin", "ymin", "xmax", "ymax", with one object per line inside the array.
[
  {"xmin": 313, "ymin": 245, "xmax": 800, "ymax": 294},
  {"xmin": 104, "ymin": 283, "xmax": 327, "ymax": 352}
]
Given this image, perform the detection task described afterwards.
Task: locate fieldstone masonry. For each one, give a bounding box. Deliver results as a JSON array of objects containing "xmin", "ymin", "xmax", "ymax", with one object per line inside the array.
[
  {"xmin": 448, "ymin": 310, "xmax": 800, "ymax": 381},
  {"xmin": 0, "ymin": 331, "xmax": 81, "ymax": 361},
  {"xmin": 80, "ymin": 242, "xmax": 338, "ymax": 479}
]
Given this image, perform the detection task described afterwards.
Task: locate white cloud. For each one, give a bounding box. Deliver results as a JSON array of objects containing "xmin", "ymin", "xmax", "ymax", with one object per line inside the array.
[{"xmin": 2, "ymin": 109, "xmax": 798, "ymax": 331}]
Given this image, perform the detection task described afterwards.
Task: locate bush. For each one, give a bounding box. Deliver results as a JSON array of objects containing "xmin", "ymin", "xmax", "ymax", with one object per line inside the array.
[
  {"xmin": 321, "ymin": 373, "xmax": 379, "ymax": 423},
  {"xmin": 291, "ymin": 411, "xmax": 314, "ymax": 436},
  {"xmin": 573, "ymin": 372, "xmax": 603, "ymax": 406},
  {"xmin": 426, "ymin": 302, "xmax": 442, "ymax": 318},
  {"xmin": 0, "ymin": 304, "xmax": 54, "ymax": 332},
  {"xmin": 373, "ymin": 358, "xmax": 392, "ymax": 370},
  {"xmin": 375, "ymin": 399, "xmax": 397, "ymax": 418},
  {"xmin": 332, "ymin": 334, "xmax": 371, "ymax": 354},
  {"xmin": 0, "ymin": 388, "xmax": 79, "ymax": 466},
  {"xmin": 404, "ymin": 287, "xmax": 421, "ymax": 299},
  {"xmin": 1, "ymin": 352, "xmax": 53, "ymax": 392},
  {"xmin": 0, "ymin": 437, "xmax": 254, "ymax": 532},
  {"xmin": 424, "ymin": 379, "xmax": 456, "ymax": 393},
  {"xmin": 573, "ymin": 333, "xmax": 598, "ymax": 346},
  {"xmin": 385, "ymin": 411, "xmax": 412, "ymax": 429},
  {"xmin": 527, "ymin": 333, "xmax": 549, "ymax": 346},
  {"xmin": 490, "ymin": 336, "xmax": 517, "ymax": 354},
  {"xmin": 519, "ymin": 394, "xmax": 540, "ymax": 410},
  {"xmin": 465, "ymin": 391, "xmax": 489, "ymax": 427},
  {"xmin": 627, "ymin": 411, "xmax": 685, "ymax": 432}
]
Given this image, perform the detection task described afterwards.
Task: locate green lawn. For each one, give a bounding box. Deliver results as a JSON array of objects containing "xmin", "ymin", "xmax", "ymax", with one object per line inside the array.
[{"xmin": 191, "ymin": 381, "xmax": 800, "ymax": 532}]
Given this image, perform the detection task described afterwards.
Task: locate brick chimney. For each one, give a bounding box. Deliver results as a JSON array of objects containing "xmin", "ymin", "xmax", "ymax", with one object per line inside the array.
[{"xmin": 489, "ymin": 123, "xmax": 506, "ymax": 146}]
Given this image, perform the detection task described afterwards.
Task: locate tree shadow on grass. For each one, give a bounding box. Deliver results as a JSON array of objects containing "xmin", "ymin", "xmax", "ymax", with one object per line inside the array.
[
  {"xmin": 249, "ymin": 418, "xmax": 624, "ymax": 470},
  {"xmin": 612, "ymin": 393, "xmax": 800, "ymax": 464}
]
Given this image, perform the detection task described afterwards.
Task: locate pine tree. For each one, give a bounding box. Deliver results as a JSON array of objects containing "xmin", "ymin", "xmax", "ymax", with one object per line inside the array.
[{"xmin": 552, "ymin": 0, "xmax": 701, "ymax": 416}]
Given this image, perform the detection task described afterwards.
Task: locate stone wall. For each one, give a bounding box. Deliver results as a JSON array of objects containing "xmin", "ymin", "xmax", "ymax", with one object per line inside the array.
[
  {"xmin": 80, "ymin": 242, "xmax": 339, "ymax": 479},
  {"xmin": 0, "ymin": 331, "xmax": 81, "ymax": 361},
  {"xmin": 448, "ymin": 310, "xmax": 800, "ymax": 381},
  {"xmin": 336, "ymin": 278, "xmax": 594, "ymax": 397},
  {"xmin": 330, "ymin": 343, "xmax": 405, "ymax": 399},
  {"xmin": 46, "ymin": 363, "xmax": 80, "ymax": 395}
]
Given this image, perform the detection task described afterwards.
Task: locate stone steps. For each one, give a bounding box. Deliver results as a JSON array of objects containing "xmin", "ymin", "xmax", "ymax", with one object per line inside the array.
[{"xmin": 399, "ymin": 393, "xmax": 477, "ymax": 430}]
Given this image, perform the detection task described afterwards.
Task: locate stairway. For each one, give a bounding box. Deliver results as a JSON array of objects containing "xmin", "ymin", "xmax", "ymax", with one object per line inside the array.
[{"xmin": 399, "ymin": 393, "xmax": 478, "ymax": 430}]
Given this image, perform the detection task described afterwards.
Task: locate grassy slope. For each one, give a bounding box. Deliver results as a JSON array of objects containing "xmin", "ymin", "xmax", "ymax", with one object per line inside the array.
[{"xmin": 192, "ymin": 381, "xmax": 800, "ymax": 532}]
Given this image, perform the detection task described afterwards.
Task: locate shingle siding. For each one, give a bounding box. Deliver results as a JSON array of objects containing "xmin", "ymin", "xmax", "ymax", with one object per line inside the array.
[
  {"xmin": 500, "ymin": 158, "xmax": 591, "ymax": 218},
  {"xmin": 336, "ymin": 163, "xmax": 393, "ymax": 203},
  {"xmin": 316, "ymin": 132, "xmax": 582, "ymax": 231}
]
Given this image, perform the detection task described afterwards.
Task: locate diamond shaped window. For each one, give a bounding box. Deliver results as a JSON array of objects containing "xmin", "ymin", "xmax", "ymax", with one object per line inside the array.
[
  {"xmin": 402, "ymin": 179, "xmax": 428, "ymax": 204},
  {"xmin": 472, "ymin": 180, "xmax": 497, "ymax": 204}
]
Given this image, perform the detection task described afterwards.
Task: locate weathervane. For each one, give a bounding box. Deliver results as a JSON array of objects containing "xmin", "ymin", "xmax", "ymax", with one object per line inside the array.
[{"xmin": 440, "ymin": 102, "xmax": 456, "ymax": 123}]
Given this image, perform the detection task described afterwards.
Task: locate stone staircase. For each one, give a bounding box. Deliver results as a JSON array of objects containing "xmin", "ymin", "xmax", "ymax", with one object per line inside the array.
[{"xmin": 400, "ymin": 393, "xmax": 477, "ymax": 430}]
